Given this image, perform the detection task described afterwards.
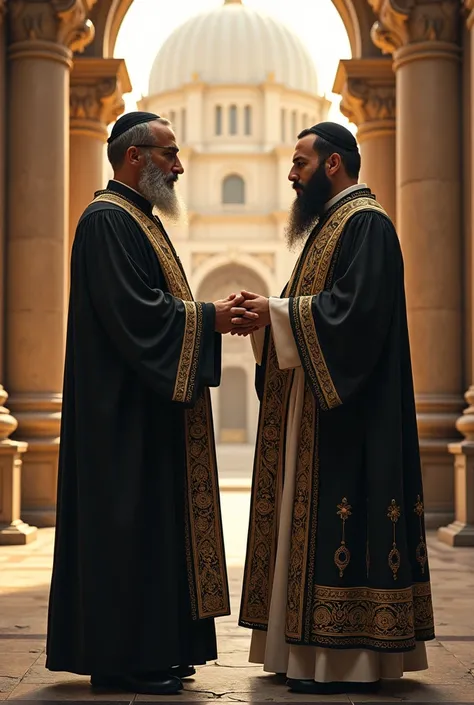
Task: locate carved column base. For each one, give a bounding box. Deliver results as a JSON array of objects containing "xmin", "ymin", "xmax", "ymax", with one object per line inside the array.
[
  {"xmin": 438, "ymin": 387, "xmax": 474, "ymax": 547},
  {"xmin": 9, "ymin": 393, "xmax": 61, "ymax": 528},
  {"xmin": 0, "ymin": 440, "xmax": 37, "ymax": 545},
  {"xmin": 417, "ymin": 394, "xmax": 463, "ymax": 529},
  {"xmin": 438, "ymin": 520, "xmax": 474, "ymax": 547},
  {"xmin": 419, "ymin": 442, "xmax": 455, "ymax": 528}
]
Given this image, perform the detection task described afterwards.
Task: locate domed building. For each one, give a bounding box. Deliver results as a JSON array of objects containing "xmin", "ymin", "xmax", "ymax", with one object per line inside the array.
[{"xmin": 140, "ymin": 0, "xmax": 330, "ymax": 451}]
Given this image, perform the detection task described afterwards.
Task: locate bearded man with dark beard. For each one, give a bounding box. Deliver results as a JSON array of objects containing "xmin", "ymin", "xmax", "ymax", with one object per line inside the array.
[
  {"xmin": 234, "ymin": 122, "xmax": 435, "ymax": 694},
  {"xmin": 46, "ymin": 112, "xmax": 258, "ymax": 695}
]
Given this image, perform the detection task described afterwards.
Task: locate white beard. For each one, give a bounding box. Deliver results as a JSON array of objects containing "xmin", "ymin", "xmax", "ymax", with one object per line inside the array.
[{"xmin": 138, "ymin": 155, "xmax": 182, "ymax": 221}]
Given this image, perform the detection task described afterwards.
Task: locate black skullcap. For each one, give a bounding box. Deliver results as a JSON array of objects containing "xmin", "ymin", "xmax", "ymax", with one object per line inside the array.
[
  {"xmin": 305, "ymin": 121, "xmax": 358, "ymax": 152},
  {"xmin": 107, "ymin": 111, "xmax": 160, "ymax": 144}
]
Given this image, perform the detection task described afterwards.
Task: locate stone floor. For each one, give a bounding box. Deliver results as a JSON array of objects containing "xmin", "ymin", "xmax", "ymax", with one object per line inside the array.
[{"xmin": 1, "ymin": 492, "xmax": 474, "ymax": 704}]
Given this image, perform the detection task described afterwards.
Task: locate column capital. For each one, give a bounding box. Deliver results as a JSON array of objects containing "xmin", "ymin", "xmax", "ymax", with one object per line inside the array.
[
  {"xmin": 8, "ymin": 0, "xmax": 97, "ymax": 62},
  {"xmin": 369, "ymin": 0, "xmax": 461, "ymax": 57},
  {"xmin": 70, "ymin": 57, "xmax": 132, "ymax": 140},
  {"xmin": 333, "ymin": 58, "xmax": 395, "ymax": 141}
]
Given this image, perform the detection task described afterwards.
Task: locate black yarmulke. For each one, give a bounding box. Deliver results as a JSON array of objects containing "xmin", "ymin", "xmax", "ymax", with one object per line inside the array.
[
  {"xmin": 306, "ymin": 121, "xmax": 358, "ymax": 152},
  {"xmin": 107, "ymin": 111, "xmax": 160, "ymax": 144}
]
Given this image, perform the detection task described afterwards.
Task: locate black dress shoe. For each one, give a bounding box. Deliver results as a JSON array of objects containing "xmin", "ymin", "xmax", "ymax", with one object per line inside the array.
[
  {"xmin": 90, "ymin": 672, "xmax": 182, "ymax": 695},
  {"xmin": 287, "ymin": 678, "xmax": 381, "ymax": 695},
  {"xmin": 170, "ymin": 665, "xmax": 196, "ymax": 679}
]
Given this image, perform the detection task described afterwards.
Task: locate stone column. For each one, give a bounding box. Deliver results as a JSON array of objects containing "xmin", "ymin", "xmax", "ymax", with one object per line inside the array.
[
  {"xmin": 0, "ymin": 3, "xmax": 36, "ymax": 545},
  {"xmin": 6, "ymin": 0, "xmax": 95, "ymax": 527},
  {"xmin": 333, "ymin": 58, "xmax": 396, "ymax": 224},
  {"xmin": 0, "ymin": 386, "xmax": 36, "ymax": 544},
  {"xmin": 370, "ymin": 0, "xmax": 462, "ymax": 528},
  {"xmin": 438, "ymin": 0, "xmax": 474, "ymax": 546},
  {"xmin": 70, "ymin": 57, "xmax": 130, "ymax": 255},
  {"xmin": 0, "ymin": 0, "xmax": 5, "ymax": 378}
]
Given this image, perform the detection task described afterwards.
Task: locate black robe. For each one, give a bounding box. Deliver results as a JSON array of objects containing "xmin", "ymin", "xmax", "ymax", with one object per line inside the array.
[
  {"xmin": 240, "ymin": 188, "xmax": 435, "ymax": 651},
  {"xmin": 46, "ymin": 181, "xmax": 229, "ymax": 676}
]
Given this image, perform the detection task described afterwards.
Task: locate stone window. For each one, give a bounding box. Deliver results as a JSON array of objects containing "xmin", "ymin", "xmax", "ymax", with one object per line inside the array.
[
  {"xmin": 229, "ymin": 105, "xmax": 238, "ymax": 135},
  {"xmin": 222, "ymin": 174, "xmax": 245, "ymax": 204},
  {"xmin": 244, "ymin": 106, "xmax": 252, "ymax": 135},
  {"xmin": 216, "ymin": 106, "xmax": 223, "ymax": 135}
]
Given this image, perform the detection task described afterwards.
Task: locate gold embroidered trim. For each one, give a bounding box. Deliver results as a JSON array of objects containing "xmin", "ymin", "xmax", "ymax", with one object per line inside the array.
[
  {"xmin": 240, "ymin": 342, "xmax": 293, "ymax": 626},
  {"xmin": 388, "ymin": 499, "xmax": 401, "ymax": 581},
  {"xmin": 414, "ymin": 495, "xmax": 428, "ymax": 575},
  {"xmin": 292, "ymin": 296, "xmax": 342, "ymax": 411},
  {"xmin": 286, "ymin": 388, "xmax": 316, "ymax": 640},
  {"xmin": 185, "ymin": 391, "xmax": 230, "ymax": 618},
  {"xmin": 306, "ymin": 582, "xmax": 434, "ymax": 647},
  {"xmin": 92, "ymin": 192, "xmax": 230, "ymax": 620},
  {"xmin": 335, "ymin": 498, "xmax": 352, "ymax": 578},
  {"xmin": 172, "ymin": 301, "xmax": 201, "ymax": 404},
  {"xmin": 93, "ymin": 193, "xmax": 190, "ymax": 298}
]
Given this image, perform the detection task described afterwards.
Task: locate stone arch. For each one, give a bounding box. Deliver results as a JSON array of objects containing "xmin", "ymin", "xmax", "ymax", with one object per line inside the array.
[
  {"xmin": 196, "ymin": 263, "xmax": 269, "ymax": 302},
  {"xmin": 85, "ymin": 0, "xmax": 381, "ymax": 62}
]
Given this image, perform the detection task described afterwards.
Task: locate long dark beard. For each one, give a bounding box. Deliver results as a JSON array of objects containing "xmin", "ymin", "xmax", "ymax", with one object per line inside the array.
[
  {"xmin": 138, "ymin": 154, "xmax": 182, "ymax": 221},
  {"xmin": 285, "ymin": 162, "xmax": 333, "ymax": 249}
]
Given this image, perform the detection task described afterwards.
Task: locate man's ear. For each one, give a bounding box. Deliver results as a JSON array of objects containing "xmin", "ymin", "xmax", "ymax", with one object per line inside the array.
[
  {"xmin": 127, "ymin": 146, "xmax": 141, "ymax": 166},
  {"xmin": 327, "ymin": 153, "xmax": 342, "ymax": 175}
]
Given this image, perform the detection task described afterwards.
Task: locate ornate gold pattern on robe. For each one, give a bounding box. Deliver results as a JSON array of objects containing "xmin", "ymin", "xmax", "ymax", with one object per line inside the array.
[{"xmin": 92, "ymin": 192, "xmax": 230, "ymax": 620}]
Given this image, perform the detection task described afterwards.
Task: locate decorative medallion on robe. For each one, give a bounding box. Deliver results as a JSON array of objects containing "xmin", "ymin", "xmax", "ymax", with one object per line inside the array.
[
  {"xmin": 93, "ymin": 192, "xmax": 230, "ymax": 621},
  {"xmin": 239, "ymin": 193, "xmax": 435, "ymax": 650}
]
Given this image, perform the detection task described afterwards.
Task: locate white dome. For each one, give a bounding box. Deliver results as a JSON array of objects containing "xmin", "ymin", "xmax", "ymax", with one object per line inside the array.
[{"xmin": 148, "ymin": 0, "xmax": 319, "ymax": 97}]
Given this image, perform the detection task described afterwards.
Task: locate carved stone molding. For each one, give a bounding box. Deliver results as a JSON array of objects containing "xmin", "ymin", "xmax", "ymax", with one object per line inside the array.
[
  {"xmin": 369, "ymin": 0, "xmax": 461, "ymax": 55},
  {"xmin": 465, "ymin": 0, "xmax": 474, "ymax": 30},
  {"xmin": 70, "ymin": 57, "xmax": 131, "ymax": 137},
  {"xmin": 0, "ymin": 386, "xmax": 18, "ymax": 442},
  {"xmin": 333, "ymin": 58, "xmax": 395, "ymax": 137},
  {"xmin": 8, "ymin": 0, "xmax": 97, "ymax": 54}
]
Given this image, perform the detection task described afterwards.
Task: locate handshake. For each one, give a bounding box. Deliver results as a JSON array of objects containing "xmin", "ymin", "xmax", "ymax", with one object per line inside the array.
[{"xmin": 213, "ymin": 291, "xmax": 270, "ymax": 336}]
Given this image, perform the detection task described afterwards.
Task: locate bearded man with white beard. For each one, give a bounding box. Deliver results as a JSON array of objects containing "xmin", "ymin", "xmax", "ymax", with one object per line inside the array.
[{"xmin": 46, "ymin": 112, "xmax": 258, "ymax": 695}]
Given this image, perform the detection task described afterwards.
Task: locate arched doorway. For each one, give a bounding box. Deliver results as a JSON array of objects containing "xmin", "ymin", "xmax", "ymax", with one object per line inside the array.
[
  {"xmin": 196, "ymin": 263, "xmax": 269, "ymax": 447},
  {"xmin": 220, "ymin": 367, "xmax": 247, "ymax": 443}
]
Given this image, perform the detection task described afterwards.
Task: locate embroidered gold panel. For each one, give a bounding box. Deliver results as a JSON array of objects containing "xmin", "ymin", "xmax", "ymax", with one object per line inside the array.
[
  {"xmin": 310, "ymin": 582, "xmax": 433, "ymax": 650},
  {"xmin": 92, "ymin": 193, "xmax": 230, "ymax": 620},
  {"xmin": 240, "ymin": 196, "xmax": 429, "ymax": 645}
]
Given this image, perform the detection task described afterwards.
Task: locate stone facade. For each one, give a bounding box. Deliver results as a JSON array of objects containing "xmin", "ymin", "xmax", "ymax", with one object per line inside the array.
[{"xmin": 0, "ymin": 0, "xmax": 472, "ymax": 545}]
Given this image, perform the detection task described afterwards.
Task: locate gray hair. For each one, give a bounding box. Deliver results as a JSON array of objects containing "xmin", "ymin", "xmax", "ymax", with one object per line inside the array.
[{"xmin": 107, "ymin": 117, "xmax": 171, "ymax": 170}]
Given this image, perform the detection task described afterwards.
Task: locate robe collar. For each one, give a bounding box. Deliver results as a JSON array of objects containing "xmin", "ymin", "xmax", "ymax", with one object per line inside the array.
[
  {"xmin": 324, "ymin": 183, "xmax": 367, "ymax": 212},
  {"xmin": 99, "ymin": 180, "xmax": 154, "ymax": 218}
]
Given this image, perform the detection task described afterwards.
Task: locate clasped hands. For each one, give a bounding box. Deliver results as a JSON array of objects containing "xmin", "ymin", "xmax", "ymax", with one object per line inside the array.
[{"xmin": 214, "ymin": 291, "xmax": 270, "ymax": 335}]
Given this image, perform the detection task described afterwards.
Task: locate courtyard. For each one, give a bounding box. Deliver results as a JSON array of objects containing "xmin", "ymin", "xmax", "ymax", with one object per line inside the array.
[{"xmin": 0, "ymin": 489, "xmax": 473, "ymax": 704}]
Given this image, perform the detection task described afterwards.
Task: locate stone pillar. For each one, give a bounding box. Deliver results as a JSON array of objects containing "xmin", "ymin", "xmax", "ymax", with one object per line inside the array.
[
  {"xmin": 333, "ymin": 58, "xmax": 396, "ymax": 224},
  {"xmin": 438, "ymin": 0, "xmax": 474, "ymax": 546},
  {"xmin": 370, "ymin": 0, "xmax": 462, "ymax": 528},
  {"xmin": 0, "ymin": 0, "xmax": 5, "ymax": 377},
  {"xmin": 70, "ymin": 57, "xmax": 131, "ymax": 255},
  {"xmin": 0, "ymin": 3, "xmax": 36, "ymax": 545},
  {"xmin": 6, "ymin": 0, "xmax": 95, "ymax": 527},
  {"xmin": 0, "ymin": 385, "xmax": 37, "ymax": 544}
]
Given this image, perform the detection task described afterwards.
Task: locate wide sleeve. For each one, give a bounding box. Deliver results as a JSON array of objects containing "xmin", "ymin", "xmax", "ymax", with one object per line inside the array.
[
  {"xmin": 288, "ymin": 211, "xmax": 402, "ymax": 411},
  {"xmin": 76, "ymin": 209, "xmax": 220, "ymax": 405}
]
